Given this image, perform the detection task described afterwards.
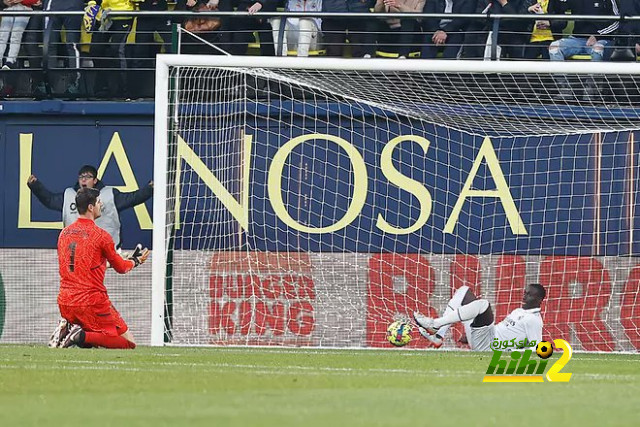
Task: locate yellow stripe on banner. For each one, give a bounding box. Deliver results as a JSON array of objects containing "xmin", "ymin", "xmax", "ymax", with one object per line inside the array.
[{"xmin": 482, "ymin": 376, "xmax": 544, "ymax": 383}]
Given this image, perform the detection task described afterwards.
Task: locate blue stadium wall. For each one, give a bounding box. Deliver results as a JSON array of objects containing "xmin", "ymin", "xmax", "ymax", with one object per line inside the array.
[
  {"xmin": 0, "ymin": 101, "xmax": 638, "ymax": 256},
  {"xmin": 0, "ymin": 101, "xmax": 155, "ymax": 249}
]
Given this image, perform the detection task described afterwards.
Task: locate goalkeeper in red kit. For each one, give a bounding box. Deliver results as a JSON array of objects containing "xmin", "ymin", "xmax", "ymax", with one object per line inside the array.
[{"xmin": 52, "ymin": 187, "xmax": 150, "ymax": 349}]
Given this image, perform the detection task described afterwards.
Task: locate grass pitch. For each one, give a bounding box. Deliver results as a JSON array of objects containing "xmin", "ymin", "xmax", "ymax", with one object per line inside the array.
[{"xmin": 1, "ymin": 345, "xmax": 639, "ymax": 427}]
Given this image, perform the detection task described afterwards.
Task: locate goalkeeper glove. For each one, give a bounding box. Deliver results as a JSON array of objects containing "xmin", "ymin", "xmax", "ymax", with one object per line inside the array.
[{"xmin": 128, "ymin": 244, "xmax": 150, "ymax": 267}]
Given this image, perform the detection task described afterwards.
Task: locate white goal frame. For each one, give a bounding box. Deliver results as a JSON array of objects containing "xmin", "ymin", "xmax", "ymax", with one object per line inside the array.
[{"xmin": 152, "ymin": 54, "xmax": 640, "ymax": 347}]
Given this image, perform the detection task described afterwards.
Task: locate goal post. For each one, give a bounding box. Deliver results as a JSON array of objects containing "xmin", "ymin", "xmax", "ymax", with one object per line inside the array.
[
  {"xmin": 151, "ymin": 58, "xmax": 170, "ymax": 346},
  {"xmin": 153, "ymin": 54, "xmax": 640, "ymax": 351}
]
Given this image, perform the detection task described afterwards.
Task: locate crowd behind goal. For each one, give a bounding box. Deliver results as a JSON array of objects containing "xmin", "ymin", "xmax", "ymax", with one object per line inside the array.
[{"xmin": 0, "ymin": 0, "xmax": 638, "ymax": 98}]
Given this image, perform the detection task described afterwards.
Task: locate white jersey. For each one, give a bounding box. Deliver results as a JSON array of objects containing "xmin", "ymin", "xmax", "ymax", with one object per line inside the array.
[{"xmin": 494, "ymin": 307, "xmax": 543, "ymax": 349}]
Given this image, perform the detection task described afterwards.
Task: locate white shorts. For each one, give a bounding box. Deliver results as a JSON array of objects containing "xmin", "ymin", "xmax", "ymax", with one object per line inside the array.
[{"xmin": 469, "ymin": 324, "xmax": 496, "ymax": 351}]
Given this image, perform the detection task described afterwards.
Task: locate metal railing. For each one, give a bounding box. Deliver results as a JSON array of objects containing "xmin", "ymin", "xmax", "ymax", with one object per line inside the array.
[{"xmin": 0, "ymin": 10, "xmax": 636, "ymax": 99}]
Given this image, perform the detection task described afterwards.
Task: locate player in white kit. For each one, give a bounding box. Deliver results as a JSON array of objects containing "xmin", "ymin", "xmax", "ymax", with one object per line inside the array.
[{"xmin": 413, "ymin": 284, "xmax": 545, "ymax": 351}]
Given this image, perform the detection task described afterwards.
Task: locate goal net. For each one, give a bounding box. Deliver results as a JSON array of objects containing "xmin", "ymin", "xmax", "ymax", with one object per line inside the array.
[{"xmin": 153, "ymin": 56, "xmax": 640, "ymax": 352}]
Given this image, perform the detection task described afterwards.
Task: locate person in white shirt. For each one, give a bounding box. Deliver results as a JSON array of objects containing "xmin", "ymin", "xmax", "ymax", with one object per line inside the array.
[{"xmin": 413, "ymin": 283, "xmax": 545, "ymax": 351}]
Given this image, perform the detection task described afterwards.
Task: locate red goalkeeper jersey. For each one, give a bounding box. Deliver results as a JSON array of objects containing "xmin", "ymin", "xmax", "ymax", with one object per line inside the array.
[{"xmin": 57, "ymin": 217, "xmax": 135, "ymax": 306}]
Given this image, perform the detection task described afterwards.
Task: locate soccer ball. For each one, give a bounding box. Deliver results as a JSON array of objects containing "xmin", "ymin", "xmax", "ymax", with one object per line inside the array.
[
  {"xmin": 536, "ymin": 341, "xmax": 554, "ymax": 359},
  {"xmin": 386, "ymin": 320, "xmax": 412, "ymax": 347}
]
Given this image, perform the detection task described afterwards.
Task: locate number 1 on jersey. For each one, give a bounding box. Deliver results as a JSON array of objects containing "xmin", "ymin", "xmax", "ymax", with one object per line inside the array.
[{"xmin": 68, "ymin": 242, "xmax": 77, "ymax": 272}]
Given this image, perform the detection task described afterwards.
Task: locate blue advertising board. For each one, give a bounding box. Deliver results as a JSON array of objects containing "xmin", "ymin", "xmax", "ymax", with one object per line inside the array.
[
  {"xmin": 0, "ymin": 101, "xmax": 638, "ymax": 255},
  {"xmin": 0, "ymin": 104, "xmax": 154, "ymax": 249}
]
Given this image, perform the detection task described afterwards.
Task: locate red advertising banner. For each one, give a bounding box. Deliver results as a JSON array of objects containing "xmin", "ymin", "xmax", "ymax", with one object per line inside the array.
[
  {"xmin": 207, "ymin": 252, "xmax": 640, "ymax": 351},
  {"xmin": 365, "ymin": 254, "xmax": 639, "ymax": 351},
  {"xmin": 209, "ymin": 252, "xmax": 316, "ymax": 346}
]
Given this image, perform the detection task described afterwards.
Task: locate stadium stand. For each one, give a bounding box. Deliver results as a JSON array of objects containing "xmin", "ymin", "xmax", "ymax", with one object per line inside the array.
[{"xmin": 0, "ymin": 1, "xmax": 636, "ymax": 99}]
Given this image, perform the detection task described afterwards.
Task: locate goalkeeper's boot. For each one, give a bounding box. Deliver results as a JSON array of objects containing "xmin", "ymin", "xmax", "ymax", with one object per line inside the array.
[
  {"xmin": 61, "ymin": 325, "xmax": 86, "ymax": 348},
  {"xmin": 48, "ymin": 319, "xmax": 69, "ymax": 348},
  {"xmin": 413, "ymin": 312, "xmax": 437, "ymax": 335},
  {"xmin": 416, "ymin": 326, "xmax": 444, "ymax": 349}
]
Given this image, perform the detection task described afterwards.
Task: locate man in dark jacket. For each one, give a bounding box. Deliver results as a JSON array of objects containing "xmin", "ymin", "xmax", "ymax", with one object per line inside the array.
[
  {"xmin": 421, "ymin": 0, "xmax": 475, "ymax": 59},
  {"xmin": 548, "ymin": 0, "xmax": 619, "ymax": 100},
  {"xmin": 129, "ymin": 0, "xmax": 188, "ymax": 97},
  {"xmin": 608, "ymin": 0, "xmax": 638, "ymax": 104},
  {"xmin": 27, "ymin": 165, "xmax": 153, "ymax": 249},
  {"xmin": 220, "ymin": 0, "xmax": 276, "ymax": 55},
  {"xmin": 322, "ymin": 0, "xmax": 377, "ymax": 57},
  {"xmin": 549, "ymin": 0, "xmax": 619, "ymax": 61},
  {"xmin": 615, "ymin": 0, "xmax": 639, "ymax": 54},
  {"xmin": 20, "ymin": 0, "xmax": 45, "ymax": 96},
  {"xmin": 461, "ymin": 0, "xmax": 535, "ymax": 59},
  {"xmin": 44, "ymin": 0, "xmax": 84, "ymax": 93}
]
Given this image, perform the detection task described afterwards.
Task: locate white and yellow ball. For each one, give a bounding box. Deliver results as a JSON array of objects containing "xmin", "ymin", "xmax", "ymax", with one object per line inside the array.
[
  {"xmin": 536, "ymin": 341, "xmax": 554, "ymax": 359},
  {"xmin": 386, "ymin": 320, "xmax": 412, "ymax": 347}
]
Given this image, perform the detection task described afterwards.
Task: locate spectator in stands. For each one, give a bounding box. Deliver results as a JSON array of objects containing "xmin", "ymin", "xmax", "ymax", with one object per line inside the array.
[
  {"xmin": 130, "ymin": 0, "xmax": 187, "ymax": 97},
  {"xmin": 45, "ymin": 0, "xmax": 83, "ymax": 93},
  {"xmin": 90, "ymin": 0, "xmax": 136, "ymax": 97},
  {"xmin": 27, "ymin": 165, "xmax": 153, "ymax": 249},
  {"xmin": 270, "ymin": 0, "xmax": 322, "ymax": 57},
  {"xmin": 132, "ymin": 0, "xmax": 185, "ymax": 70},
  {"xmin": 0, "ymin": 0, "xmax": 37, "ymax": 97},
  {"xmin": 548, "ymin": 0, "xmax": 619, "ymax": 62},
  {"xmin": 91, "ymin": 0, "xmax": 135, "ymax": 98},
  {"xmin": 523, "ymin": 0, "xmax": 567, "ymax": 59},
  {"xmin": 614, "ymin": 0, "xmax": 640, "ymax": 59},
  {"xmin": 373, "ymin": 0, "xmax": 425, "ymax": 59},
  {"xmin": 322, "ymin": 0, "xmax": 376, "ymax": 58},
  {"xmin": 179, "ymin": 0, "xmax": 227, "ymax": 54},
  {"xmin": 607, "ymin": 0, "xmax": 639, "ymax": 103},
  {"xmin": 21, "ymin": 0, "xmax": 45, "ymax": 95},
  {"xmin": 0, "ymin": 0, "xmax": 39, "ymax": 70},
  {"xmin": 461, "ymin": 0, "xmax": 533, "ymax": 59},
  {"xmin": 421, "ymin": 0, "xmax": 474, "ymax": 59},
  {"xmin": 220, "ymin": 0, "xmax": 276, "ymax": 56},
  {"xmin": 548, "ymin": 0, "xmax": 619, "ymax": 100}
]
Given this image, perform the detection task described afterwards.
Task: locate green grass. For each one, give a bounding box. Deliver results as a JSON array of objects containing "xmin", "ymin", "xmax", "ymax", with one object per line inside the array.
[{"xmin": 1, "ymin": 345, "xmax": 639, "ymax": 427}]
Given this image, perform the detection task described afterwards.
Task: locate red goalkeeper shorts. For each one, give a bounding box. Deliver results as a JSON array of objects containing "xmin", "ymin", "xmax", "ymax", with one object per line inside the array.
[{"xmin": 59, "ymin": 302, "xmax": 128, "ymax": 337}]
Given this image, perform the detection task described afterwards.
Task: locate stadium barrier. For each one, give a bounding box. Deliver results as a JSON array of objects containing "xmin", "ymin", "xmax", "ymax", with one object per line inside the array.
[{"xmin": 0, "ymin": 10, "xmax": 637, "ymax": 99}]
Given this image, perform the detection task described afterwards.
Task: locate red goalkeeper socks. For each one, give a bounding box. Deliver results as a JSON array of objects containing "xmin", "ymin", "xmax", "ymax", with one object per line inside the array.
[{"xmin": 84, "ymin": 332, "xmax": 136, "ymax": 349}]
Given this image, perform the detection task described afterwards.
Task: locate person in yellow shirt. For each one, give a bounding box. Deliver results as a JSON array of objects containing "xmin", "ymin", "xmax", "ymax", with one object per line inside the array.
[
  {"xmin": 523, "ymin": 0, "xmax": 567, "ymax": 60},
  {"xmin": 89, "ymin": 0, "xmax": 136, "ymax": 97}
]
